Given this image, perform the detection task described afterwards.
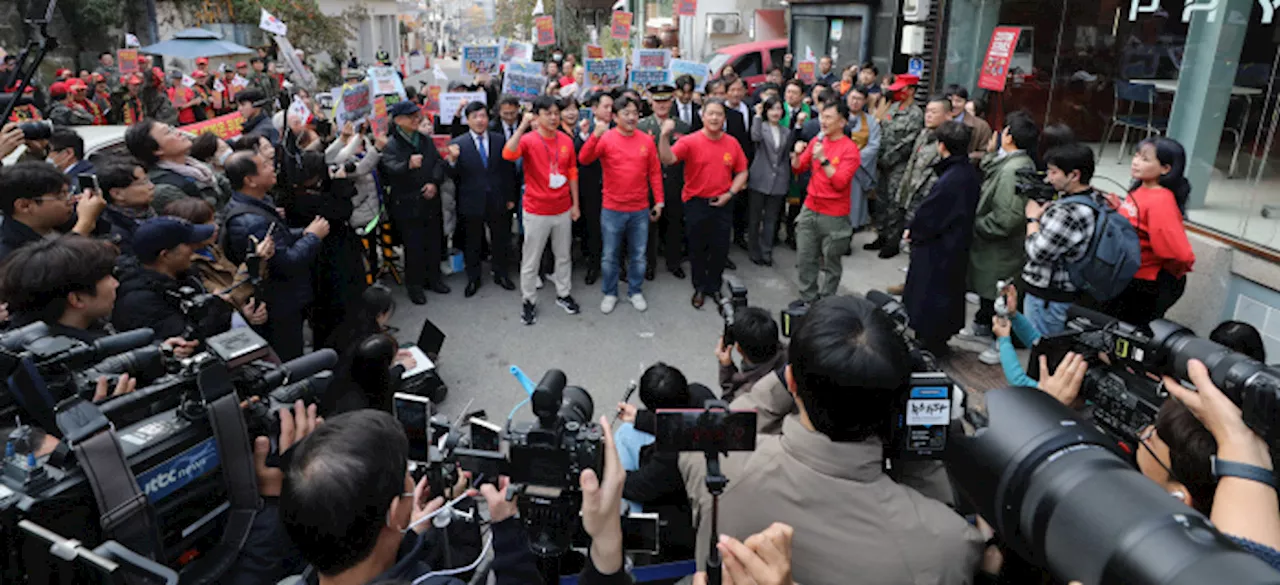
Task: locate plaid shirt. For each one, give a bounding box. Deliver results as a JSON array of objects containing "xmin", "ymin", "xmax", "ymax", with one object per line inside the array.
[{"xmin": 1022, "ymin": 189, "xmax": 1107, "ymax": 294}]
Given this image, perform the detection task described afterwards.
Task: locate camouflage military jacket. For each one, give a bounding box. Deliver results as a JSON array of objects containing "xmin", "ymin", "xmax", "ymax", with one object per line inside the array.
[
  {"xmin": 637, "ymin": 115, "xmax": 691, "ymax": 146},
  {"xmin": 895, "ymin": 128, "xmax": 941, "ymax": 207},
  {"xmin": 878, "ymin": 102, "xmax": 924, "ymax": 170}
]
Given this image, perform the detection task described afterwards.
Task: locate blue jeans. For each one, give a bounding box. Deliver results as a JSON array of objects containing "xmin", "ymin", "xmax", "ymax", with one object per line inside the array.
[
  {"xmin": 601, "ymin": 208, "xmax": 649, "ymax": 297},
  {"xmin": 1024, "ymin": 293, "xmax": 1071, "ymax": 336}
]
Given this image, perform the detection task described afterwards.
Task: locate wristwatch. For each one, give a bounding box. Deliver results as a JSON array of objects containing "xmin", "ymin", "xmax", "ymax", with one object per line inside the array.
[
  {"xmin": 1026, "ymin": 217, "xmax": 1040, "ymax": 225},
  {"xmin": 820, "ymin": 158, "xmax": 832, "ymax": 167},
  {"xmin": 1211, "ymin": 455, "xmax": 1277, "ymax": 488}
]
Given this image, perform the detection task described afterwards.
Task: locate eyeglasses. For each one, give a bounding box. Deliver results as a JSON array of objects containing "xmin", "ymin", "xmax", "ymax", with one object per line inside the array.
[
  {"xmin": 1139, "ymin": 425, "xmax": 1179, "ymax": 483},
  {"xmin": 32, "ymin": 187, "xmax": 74, "ymax": 203}
]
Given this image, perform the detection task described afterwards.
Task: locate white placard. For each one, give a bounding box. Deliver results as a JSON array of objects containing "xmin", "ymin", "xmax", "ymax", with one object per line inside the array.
[{"xmin": 439, "ymin": 91, "xmax": 486, "ymax": 124}]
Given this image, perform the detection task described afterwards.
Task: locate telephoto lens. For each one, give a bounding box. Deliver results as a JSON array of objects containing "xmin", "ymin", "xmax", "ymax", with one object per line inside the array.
[
  {"xmin": 948, "ymin": 387, "xmax": 1280, "ymax": 585},
  {"xmin": 19, "ymin": 120, "xmax": 52, "ymax": 141}
]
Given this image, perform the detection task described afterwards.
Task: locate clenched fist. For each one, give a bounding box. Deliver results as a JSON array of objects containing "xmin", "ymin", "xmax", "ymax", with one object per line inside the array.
[
  {"xmin": 409, "ymin": 154, "xmax": 424, "ymax": 169},
  {"xmin": 660, "ymin": 118, "xmax": 676, "ymax": 136},
  {"xmin": 447, "ymin": 143, "xmax": 461, "ymax": 162}
]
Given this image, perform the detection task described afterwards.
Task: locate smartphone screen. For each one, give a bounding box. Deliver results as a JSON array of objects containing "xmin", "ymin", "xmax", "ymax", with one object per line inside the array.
[
  {"xmin": 393, "ymin": 393, "xmax": 433, "ymax": 462},
  {"xmin": 653, "ymin": 409, "xmax": 757, "ymax": 453},
  {"xmin": 76, "ymin": 173, "xmax": 99, "ymax": 194}
]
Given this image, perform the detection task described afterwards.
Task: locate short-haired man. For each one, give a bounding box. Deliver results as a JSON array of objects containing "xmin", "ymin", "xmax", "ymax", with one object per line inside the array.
[
  {"xmin": 680, "ymin": 296, "xmax": 983, "ymax": 584},
  {"xmin": 381, "ymin": 100, "xmax": 449, "ymax": 305},
  {"xmin": 716, "ymin": 306, "xmax": 785, "ymax": 402},
  {"xmin": 658, "ymin": 99, "xmax": 748, "ymax": 309},
  {"xmin": 579, "ymin": 95, "xmax": 663, "ymax": 314},
  {"xmin": 1022, "ymin": 142, "xmax": 1115, "ymax": 335},
  {"xmin": 869, "ymin": 73, "xmax": 923, "ymax": 253},
  {"xmin": 503, "ymin": 95, "xmax": 582, "ymax": 325},
  {"xmin": 816, "ymin": 56, "xmax": 837, "ymax": 86},
  {"xmin": 880, "ymin": 95, "xmax": 954, "ymax": 260},
  {"xmin": 672, "ymin": 75, "xmax": 701, "ymax": 131},
  {"xmin": 781, "ymin": 79, "xmax": 809, "ymax": 130},
  {"xmin": 790, "ymin": 101, "xmax": 860, "ymax": 303},
  {"xmin": 95, "ymin": 159, "xmax": 156, "ymax": 255},
  {"xmin": 903, "ymin": 121, "xmax": 981, "ymax": 354},
  {"xmin": 944, "ymin": 84, "xmax": 992, "ymax": 161},
  {"xmin": 47, "ymin": 127, "xmax": 95, "ymax": 190},
  {"xmin": 124, "ymin": 118, "xmax": 231, "ymax": 212},
  {"xmin": 236, "ymin": 89, "xmax": 279, "ymax": 145},
  {"xmin": 112, "ymin": 217, "xmax": 219, "ymax": 351},
  {"xmin": 577, "ymin": 91, "xmax": 614, "ymax": 285},
  {"xmin": 444, "ymin": 100, "xmax": 518, "ymax": 297},
  {"xmin": 965, "ymin": 114, "xmax": 1038, "ymax": 362},
  {"xmin": 93, "ymin": 51, "xmax": 119, "ymax": 90},
  {"xmin": 856, "ymin": 62, "xmax": 881, "ymax": 97},
  {"xmin": 222, "ymin": 151, "xmax": 329, "ymax": 359},
  {"xmin": 0, "ymin": 161, "xmax": 104, "ymax": 261}
]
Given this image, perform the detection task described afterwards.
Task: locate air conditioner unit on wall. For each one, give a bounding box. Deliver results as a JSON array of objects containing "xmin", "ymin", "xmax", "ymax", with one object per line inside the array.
[
  {"xmin": 708, "ymin": 13, "xmax": 742, "ymax": 35},
  {"xmin": 903, "ymin": 0, "xmax": 931, "ymax": 23}
]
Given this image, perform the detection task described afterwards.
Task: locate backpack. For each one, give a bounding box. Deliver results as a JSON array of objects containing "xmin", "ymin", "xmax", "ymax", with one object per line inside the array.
[{"xmin": 1060, "ymin": 193, "xmax": 1141, "ymax": 301}]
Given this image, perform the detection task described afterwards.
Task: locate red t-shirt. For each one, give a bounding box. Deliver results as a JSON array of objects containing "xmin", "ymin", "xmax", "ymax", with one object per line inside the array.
[
  {"xmin": 503, "ymin": 129, "xmax": 580, "ymax": 216},
  {"xmin": 793, "ymin": 134, "xmax": 861, "ymax": 217},
  {"xmin": 671, "ymin": 130, "xmax": 747, "ymax": 202},
  {"xmin": 578, "ymin": 129, "xmax": 663, "ymax": 212},
  {"xmin": 168, "ymin": 86, "xmax": 197, "ymax": 125},
  {"xmin": 1117, "ymin": 185, "xmax": 1196, "ymax": 280}
]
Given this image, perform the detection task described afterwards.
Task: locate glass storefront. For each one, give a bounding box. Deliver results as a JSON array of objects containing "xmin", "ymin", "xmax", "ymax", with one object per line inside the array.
[{"xmin": 943, "ymin": 0, "xmax": 1280, "ymax": 254}]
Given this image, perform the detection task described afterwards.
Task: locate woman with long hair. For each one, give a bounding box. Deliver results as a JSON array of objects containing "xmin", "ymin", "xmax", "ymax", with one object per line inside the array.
[
  {"xmin": 322, "ymin": 284, "xmax": 416, "ymax": 414},
  {"xmin": 1100, "ymin": 136, "xmax": 1196, "ymax": 329}
]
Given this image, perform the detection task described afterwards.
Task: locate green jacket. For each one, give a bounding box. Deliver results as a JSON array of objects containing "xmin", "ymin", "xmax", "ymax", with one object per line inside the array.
[
  {"xmin": 968, "ymin": 151, "xmax": 1033, "ymax": 300},
  {"xmin": 637, "ymin": 115, "xmax": 691, "ymax": 147}
]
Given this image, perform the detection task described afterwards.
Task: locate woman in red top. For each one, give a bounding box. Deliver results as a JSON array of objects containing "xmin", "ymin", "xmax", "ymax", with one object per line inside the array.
[{"xmin": 1101, "ymin": 137, "xmax": 1196, "ymax": 329}]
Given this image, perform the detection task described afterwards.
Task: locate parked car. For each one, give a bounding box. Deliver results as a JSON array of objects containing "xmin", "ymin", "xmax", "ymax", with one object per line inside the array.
[
  {"xmin": 2, "ymin": 124, "xmax": 130, "ymax": 167},
  {"xmin": 706, "ymin": 39, "xmax": 789, "ymax": 92}
]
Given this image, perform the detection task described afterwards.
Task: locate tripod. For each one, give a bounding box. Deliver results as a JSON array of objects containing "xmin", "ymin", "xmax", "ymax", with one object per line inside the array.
[
  {"xmin": 2, "ymin": 0, "xmax": 58, "ymax": 125},
  {"xmin": 704, "ymin": 450, "xmax": 728, "ymax": 585}
]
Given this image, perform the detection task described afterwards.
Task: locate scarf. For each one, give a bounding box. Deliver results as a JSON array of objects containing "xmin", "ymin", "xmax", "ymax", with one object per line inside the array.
[
  {"xmin": 156, "ymin": 157, "xmax": 222, "ymax": 194},
  {"xmin": 110, "ymin": 204, "xmax": 155, "ymax": 222}
]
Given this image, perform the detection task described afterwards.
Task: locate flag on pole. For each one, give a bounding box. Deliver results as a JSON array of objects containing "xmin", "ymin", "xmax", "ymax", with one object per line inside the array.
[
  {"xmin": 532, "ymin": 0, "xmax": 545, "ymax": 16},
  {"xmin": 260, "ymin": 9, "xmax": 288, "ymax": 36},
  {"xmin": 804, "ymin": 46, "xmax": 815, "ymax": 61},
  {"xmin": 181, "ymin": 74, "xmax": 196, "ymax": 88},
  {"xmin": 125, "ymin": 33, "xmax": 140, "ymax": 48}
]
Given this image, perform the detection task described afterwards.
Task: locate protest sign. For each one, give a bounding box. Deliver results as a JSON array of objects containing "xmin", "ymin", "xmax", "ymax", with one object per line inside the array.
[
  {"xmin": 670, "ymin": 59, "xmax": 709, "ymax": 92},
  {"xmin": 611, "ymin": 11, "xmax": 633, "ymax": 40},
  {"xmin": 796, "ymin": 60, "xmax": 816, "ymax": 84},
  {"xmin": 339, "ymin": 81, "xmax": 373, "ymax": 123},
  {"xmin": 629, "ymin": 68, "xmax": 670, "ymax": 91},
  {"xmin": 585, "ymin": 45, "xmax": 604, "ymax": 59},
  {"xmin": 371, "ymin": 97, "xmax": 389, "ymax": 136},
  {"xmin": 118, "ymin": 49, "xmax": 139, "ymax": 74},
  {"xmin": 585, "ymin": 58, "xmax": 625, "ymax": 87},
  {"xmin": 463, "ymin": 45, "xmax": 501, "ymax": 76},
  {"xmin": 633, "ymin": 48, "xmax": 671, "ymax": 70},
  {"xmin": 231, "ymin": 75, "xmax": 250, "ymax": 91},
  {"xmin": 978, "ymin": 27, "xmax": 1022, "ymax": 92},
  {"xmin": 676, "ymin": 0, "xmax": 696, "ymax": 16},
  {"xmin": 288, "ymin": 98, "xmax": 312, "ymax": 124},
  {"xmin": 439, "ymin": 91, "xmax": 486, "ymax": 124},
  {"xmin": 503, "ymin": 70, "xmax": 546, "ymax": 102},
  {"xmin": 367, "ymin": 66, "xmax": 407, "ymax": 98},
  {"xmin": 506, "ymin": 61, "xmax": 544, "ymax": 77},
  {"xmin": 424, "ymin": 85, "xmax": 442, "ymax": 115},
  {"xmin": 409, "ymin": 53, "xmax": 427, "ymax": 73},
  {"xmin": 535, "ymin": 15, "xmax": 556, "ymax": 47},
  {"xmin": 432, "ymin": 135, "xmax": 452, "ymax": 159},
  {"xmin": 177, "ymin": 112, "xmax": 245, "ymax": 140},
  {"xmin": 501, "ymin": 39, "xmax": 534, "ymax": 63}
]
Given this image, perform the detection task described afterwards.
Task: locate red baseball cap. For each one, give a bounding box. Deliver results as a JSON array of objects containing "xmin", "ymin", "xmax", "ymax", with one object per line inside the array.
[
  {"xmin": 67, "ymin": 79, "xmax": 88, "ymax": 91},
  {"xmin": 124, "ymin": 74, "xmax": 143, "ymax": 85},
  {"xmin": 91, "ymin": 73, "xmax": 106, "ymax": 83},
  {"xmin": 195, "ymin": 57, "xmax": 209, "ymax": 65},
  {"xmin": 54, "ymin": 68, "xmax": 70, "ymax": 78},
  {"xmin": 49, "ymin": 81, "xmax": 68, "ymax": 97},
  {"xmin": 235, "ymin": 61, "xmax": 248, "ymax": 68},
  {"xmin": 192, "ymin": 70, "xmax": 208, "ymax": 79},
  {"xmin": 887, "ymin": 74, "xmax": 920, "ymax": 91}
]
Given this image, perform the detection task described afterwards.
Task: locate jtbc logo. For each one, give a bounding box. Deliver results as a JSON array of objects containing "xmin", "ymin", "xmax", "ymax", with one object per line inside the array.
[{"xmin": 1130, "ymin": 0, "xmax": 1280, "ymax": 24}]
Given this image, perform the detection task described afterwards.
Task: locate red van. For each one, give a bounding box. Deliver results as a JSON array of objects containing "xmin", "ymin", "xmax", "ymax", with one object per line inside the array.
[{"xmin": 705, "ymin": 39, "xmax": 789, "ymax": 92}]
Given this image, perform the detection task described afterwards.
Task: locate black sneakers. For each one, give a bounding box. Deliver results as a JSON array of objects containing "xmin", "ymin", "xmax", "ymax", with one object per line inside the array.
[
  {"xmin": 521, "ymin": 301, "xmax": 537, "ymax": 325},
  {"xmin": 556, "ymin": 295, "xmax": 581, "ymax": 315}
]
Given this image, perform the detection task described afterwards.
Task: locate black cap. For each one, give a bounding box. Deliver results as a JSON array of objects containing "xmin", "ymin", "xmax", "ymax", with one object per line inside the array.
[{"xmin": 648, "ymin": 84, "xmax": 675, "ymax": 101}]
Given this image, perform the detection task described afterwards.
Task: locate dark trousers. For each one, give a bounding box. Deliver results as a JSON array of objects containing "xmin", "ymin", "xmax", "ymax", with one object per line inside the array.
[
  {"xmin": 398, "ymin": 211, "xmax": 443, "ymax": 289},
  {"xmin": 463, "ymin": 207, "xmax": 512, "ymax": 281},
  {"xmin": 647, "ymin": 169, "xmax": 686, "ymax": 270},
  {"xmin": 732, "ymin": 191, "xmax": 749, "ymax": 244},
  {"xmin": 579, "ymin": 182, "xmax": 603, "ymax": 262},
  {"xmin": 257, "ymin": 307, "xmax": 306, "ymax": 361},
  {"xmin": 747, "ymin": 190, "xmax": 785, "ymax": 262},
  {"xmin": 685, "ymin": 197, "xmax": 732, "ymax": 295},
  {"xmin": 1097, "ymin": 270, "xmax": 1186, "ymax": 331},
  {"xmin": 974, "ymin": 297, "xmax": 996, "ymax": 328}
]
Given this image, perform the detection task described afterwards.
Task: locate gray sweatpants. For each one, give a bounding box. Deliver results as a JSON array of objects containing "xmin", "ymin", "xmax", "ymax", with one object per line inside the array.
[{"xmin": 520, "ymin": 210, "xmax": 573, "ymax": 302}]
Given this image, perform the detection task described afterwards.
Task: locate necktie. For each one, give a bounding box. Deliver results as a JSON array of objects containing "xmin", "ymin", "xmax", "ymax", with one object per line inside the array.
[{"xmin": 477, "ymin": 134, "xmax": 488, "ymax": 168}]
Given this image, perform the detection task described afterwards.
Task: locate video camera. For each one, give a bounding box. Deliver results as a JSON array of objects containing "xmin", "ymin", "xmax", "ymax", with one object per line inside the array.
[
  {"xmin": 716, "ymin": 276, "xmax": 749, "ymax": 346},
  {"xmin": 1014, "ymin": 166, "xmax": 1056, "ymax": 204}
]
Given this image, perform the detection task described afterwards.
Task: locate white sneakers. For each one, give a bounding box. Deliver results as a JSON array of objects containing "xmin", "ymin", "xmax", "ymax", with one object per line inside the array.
[
  {"xmin": 979, "ymin": 346, "xmax": 1001, "ymax": 365},
  {"xmin": 601, "ymin": 294, "xmax": 647, "ymax": 313}
]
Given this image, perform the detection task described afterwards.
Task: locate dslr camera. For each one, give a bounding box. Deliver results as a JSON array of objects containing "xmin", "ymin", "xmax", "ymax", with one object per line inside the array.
[
  {"xmin": 1014, "ymin": 166, "xmax": 1057, "ymax": 204},
  {"xmin": 717, "ymin": 276, "xmax": 748, "ymax": 345}
]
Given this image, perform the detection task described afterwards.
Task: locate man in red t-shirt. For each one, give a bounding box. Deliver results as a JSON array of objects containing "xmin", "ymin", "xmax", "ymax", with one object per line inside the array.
[
  {"xmin": 791, "ymin": 101, "xmax": 861, "ymax": 302},
  {"xmin": 658, "ymin": 99, "xmax": 748, "ymax": 309},
  {"xmin": 503, "ymin": 95, "xmax": 582, "ymax": 325},
  {"xmin": 579, "ymin": 95, "xmax": 663, "ymax": 314}
]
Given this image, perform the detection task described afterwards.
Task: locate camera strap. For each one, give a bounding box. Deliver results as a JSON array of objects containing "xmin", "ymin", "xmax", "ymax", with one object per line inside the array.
[{"xmin": 56, "ymin": 399, "xmax": 165, "ymax": 581}]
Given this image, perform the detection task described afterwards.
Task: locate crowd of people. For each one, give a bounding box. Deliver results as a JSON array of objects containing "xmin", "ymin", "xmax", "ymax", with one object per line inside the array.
[{"xmin": 1, "ymin": 41, "xmax": 1279, "ymax": 585}]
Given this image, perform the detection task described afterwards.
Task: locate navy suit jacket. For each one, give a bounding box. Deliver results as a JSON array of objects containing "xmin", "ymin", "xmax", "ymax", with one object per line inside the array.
[
  {"xmin": 66, "ymin": 159, "xmax": 96, "ymax": 192},
  {"xmin": 446, "ymin": 130, "xmax": 517, "ymax": 218}
]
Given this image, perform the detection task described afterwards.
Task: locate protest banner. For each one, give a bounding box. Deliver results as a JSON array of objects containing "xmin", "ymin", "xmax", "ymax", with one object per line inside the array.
[
  {"xmin": 796, "ymin": 60, "xmax": 816, "ymax": 84},
  {"xmin": 118, "ymin": 49, "xmax": 139, "ymax": 74},
  {"xmin": 676, "ymin": 0, "xmax": 696, "ymax": 16},
  {"xmin": 424, "ymin": 85, "xmax": 442, "ymax": 115},
  {"xmin": 438, "ymin": 91, "xmax": 486, "ymax": 124},
  {"xmin": 177, "ymin": 112, "xmax": 245, "ymax": 140},
  {"xmin": 506, "ymin": 61, "xmax": 544, "ymax": 77},
  {"xmin": 339, "ymin": 81, "xmax": 373, "ymax": 124},
  {"xmin": 670, "ymin": 59, "xmax": 709, "ymax": 92},
  {"xmin": 535, "ymin": 15, "xmax": 556, "ymax": 47},
  {"xmin": 585, "ymin": 45, "xmax": 604, "ymax": 59},
  {"xmin": 463, "ymin": 45, "xmax": 501, "ymax": 76},
  {"xmin": 371, "ymin": 97, "xmax": 390, "ymax": 136},
  {"xmin": 503, "ymin": 70, "xmax": 546, "ymax": 102},
  {"xmin": 274, "ymin": 35, "xmax": 315, "ymax": 89},
  {"xmin": 611, "ymin": 11, "xmax": 633, "ymax": 40},
  {"xmin": 501, "ymin": 39, "xmax": 534, "ymax": 63},
  {"xmin": 978, "ymin": 27, "xmax": 1022, "ymax": 92},
  {"xmin": 409, "ymin": 53, "xmax": 427, "ymax": 73},
  {"xmin": 633, "ymin": 48, "xmax": 671, "ymax": 70},
  {"xmin": 367, "ymin": 66, "xmax": 407, "ymax": 98},
  {"xmin": 432, "ymin": 135, "xmax": 452, "ymax": 159},
  {"xmin": 585, "ymin": 58, "xmax": 626, "ymax": 87},
  {"xmin": 629, "ymin": 68, "xmax": 670, "ymax": 91}
]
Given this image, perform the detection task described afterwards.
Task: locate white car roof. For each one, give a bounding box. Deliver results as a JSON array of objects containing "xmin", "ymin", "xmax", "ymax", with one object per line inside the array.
[{"xmin": 3, "ymin": 125, "xmax": 130, "ymax": 167}]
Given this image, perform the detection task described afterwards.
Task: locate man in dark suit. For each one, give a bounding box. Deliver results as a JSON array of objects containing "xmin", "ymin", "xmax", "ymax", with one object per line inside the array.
[
  {"xmin": 444, "ymin": 101, "xmax": 518, "ymax": 297},
  {"xmin": 380, "ymin": 100, "xmax": 448, "ymax": 305},
  {"xmin": 723, "ymin": 77, "xmax": 754, "ymax": 256},
  {"xmin": 674, "ymin": 75, "xmax": 701, "ymax": 132},
  {"xmin": 48, "ymin": 127, "xmax": 95, "ymax": 192}
]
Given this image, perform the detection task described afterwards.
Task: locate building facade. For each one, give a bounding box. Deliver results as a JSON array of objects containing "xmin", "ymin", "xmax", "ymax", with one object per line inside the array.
[{"xmin": 317, "ymin": 0, "xmax": 403, "ymax": 65}]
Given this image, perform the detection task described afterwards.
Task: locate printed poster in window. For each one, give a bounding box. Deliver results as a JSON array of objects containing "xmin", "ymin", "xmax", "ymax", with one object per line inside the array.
[
  {"xmin": 676, "ymin": 0, "xmax": 696, "ymax": 17},
  {"xmin": 830, "ymin": 19, "xmax": 843, "ymax": 42},
  {"xmin": 977, "ymin": 26, "xmax": 1021, "ymax": 92},
  {"xmin": 535, "ymin": 16, "xmax": 556, "ymax": 47},
  {"xmin": 611, "ymin": 11, "xmax": 633, "ymax": 40},
  {"xmin": 796, "ymin": 60, "xmax": 816, "ymax": 84}
]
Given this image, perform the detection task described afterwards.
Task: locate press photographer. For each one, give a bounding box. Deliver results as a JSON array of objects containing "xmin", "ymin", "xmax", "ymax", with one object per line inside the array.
[
  {"xmin": 112, "ymin": 216, "xmax": 265, "ymax": 349},
  {"xmin": 715, "ymin": 307, "xmax": 785, "ymax": 403},
  {"xmin": 681, "ymin": 295, "xmax": 984, "ymax": 584},
  {"xmin": 0, "ymin": 161, "xmax": 105, "ymax": 261}
]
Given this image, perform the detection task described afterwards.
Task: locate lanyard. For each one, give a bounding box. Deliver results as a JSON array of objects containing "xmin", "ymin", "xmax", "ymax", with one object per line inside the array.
[{"xmin": 537, "ymin": 132, "xmax": 560, "ymax": 174}]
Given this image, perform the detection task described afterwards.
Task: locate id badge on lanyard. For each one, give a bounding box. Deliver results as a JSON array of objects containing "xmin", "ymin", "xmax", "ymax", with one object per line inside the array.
[{"xmin": 540, "ymin": 135, "xmax": 567, "ymax": 189}]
